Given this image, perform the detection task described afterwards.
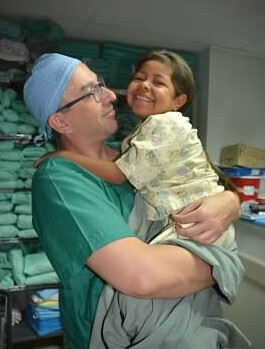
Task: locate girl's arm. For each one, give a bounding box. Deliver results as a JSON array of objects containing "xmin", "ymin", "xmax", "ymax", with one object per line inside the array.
[{"xmin": 35, "ymin": 150, "xmax": 127, "ymax": 184}]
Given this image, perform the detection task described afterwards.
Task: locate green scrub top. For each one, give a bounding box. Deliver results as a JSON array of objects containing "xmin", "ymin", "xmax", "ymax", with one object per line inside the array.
[{"xmin": 32, "ymin": 157, "xmax": 135, "ymax": 349}]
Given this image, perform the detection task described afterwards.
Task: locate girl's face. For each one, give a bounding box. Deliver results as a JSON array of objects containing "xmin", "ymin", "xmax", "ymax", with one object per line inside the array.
[{"xmin": 126, "ymin": 60, "xmax": 186, "ymax": 119}]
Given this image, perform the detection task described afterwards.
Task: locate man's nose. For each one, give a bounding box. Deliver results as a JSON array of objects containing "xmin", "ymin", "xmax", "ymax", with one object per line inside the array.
[{"xmin": 102, "ymin": 87, "xmax": 117, "ymax": 102}]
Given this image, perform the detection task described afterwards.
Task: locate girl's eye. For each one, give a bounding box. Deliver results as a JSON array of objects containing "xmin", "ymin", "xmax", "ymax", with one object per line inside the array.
[
  {"xmin": 154, "ymin": 80, "xmax": 166, "ymax": 86},
  {"xmin": 132, "ymin": 75, "xmax": 144, "ymax": 81}
]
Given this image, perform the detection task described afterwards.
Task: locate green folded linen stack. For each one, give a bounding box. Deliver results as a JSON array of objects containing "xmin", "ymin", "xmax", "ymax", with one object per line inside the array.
[
  {"xmin": 0, "ymin": 183, "xmax": 37, "ymax": 239},
  {"xmin": 4, "ymin": 248, "xmax": 59, "ymax": 287},
  {"xmin": 0, "ymin": 140, "xmax": 49, "ymax": 190},
  {"xmin": 56, "ymin": 40, "xmax": 100, "ymax": 60},
  {"xmin": 0, "ymin": 87, "xmax": 39, "ymax": 135},
  {"xmin": 0, "ymin": 251, "xmax": 15, "ymax": 288}
]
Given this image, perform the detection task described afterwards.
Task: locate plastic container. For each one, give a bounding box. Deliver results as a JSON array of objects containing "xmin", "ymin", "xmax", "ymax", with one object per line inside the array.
[{"xmin": 230, "ymin": 177, "xmax": 261, "ymax": 203}]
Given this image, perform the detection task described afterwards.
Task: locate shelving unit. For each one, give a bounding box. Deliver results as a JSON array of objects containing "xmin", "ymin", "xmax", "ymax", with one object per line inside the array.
[
  {"xmin": 0, "ymin": 132, "xmax": 62, "ymax": 348},
  {"xmin": 0, "ymin": 285, "xmax": 63, "ymax": 349}
]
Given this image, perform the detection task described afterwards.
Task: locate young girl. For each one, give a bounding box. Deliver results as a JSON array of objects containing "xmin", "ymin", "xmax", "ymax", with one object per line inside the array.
[{"xmin": 42, "ymin": 50, "xmax": 235, "ymax": 246}]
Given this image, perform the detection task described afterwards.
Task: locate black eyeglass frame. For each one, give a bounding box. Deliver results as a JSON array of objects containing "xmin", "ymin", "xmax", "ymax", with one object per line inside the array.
[{"xmin": 56, "ymin": 77, "xmax": 105, "ymax": 113}]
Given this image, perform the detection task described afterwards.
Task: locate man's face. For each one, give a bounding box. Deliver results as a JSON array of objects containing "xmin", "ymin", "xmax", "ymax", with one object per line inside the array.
[{"xmin": 60, "ymin": 63, "xmax": 118, "ymax": 140}]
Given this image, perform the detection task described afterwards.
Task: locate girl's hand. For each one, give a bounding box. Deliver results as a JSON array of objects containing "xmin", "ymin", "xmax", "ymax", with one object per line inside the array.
[{"xmin": 170, "ymin": 191, "xmax": 240, "ymax": 245}]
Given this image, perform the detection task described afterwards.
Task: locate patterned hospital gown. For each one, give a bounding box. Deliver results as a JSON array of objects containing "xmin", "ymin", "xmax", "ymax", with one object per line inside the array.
[{"xmin": 116, "ymin": 111, "xmax": 234, "ymax": 246}]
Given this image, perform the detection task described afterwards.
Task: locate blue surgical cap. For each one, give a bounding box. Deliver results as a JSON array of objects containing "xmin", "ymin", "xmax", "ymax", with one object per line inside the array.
[{"xmin": 23, "ymin": 53, "xmax": 81, "ymax": 141}]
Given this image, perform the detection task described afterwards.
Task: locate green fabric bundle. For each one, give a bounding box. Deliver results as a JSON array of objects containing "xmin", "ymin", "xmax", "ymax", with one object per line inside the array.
[
  {"xmin": 45, "ymin": 141, "xmax": 56, "ymax": 152},
  {"xmin": 0, "ymin": 179, "xmax": 24, "ymax": 189},
  {"xmin": 0, "ymin": 149, "xmax": 23, "ymax": 161},
  {"xmin": 0, "ymin": 213, "xmax": 17, "ymax": 226},
  {"xmin": 12, "ymin": 191, "xmax": 31, "ymax": 205},
  {"xmin": 17, "ymin": 214, "xmax": 33, "ymax": 230},
  {"xmin": 0, "ymin": 193, "xmax": 12, "ymax": 201},
  {"xmin": 19, "ymin": 112, "xmax": 39, "ymax": 127},
  {"xmin": 21, "ymin": 160, "xmax": 34, "ymax": 169},
  {"xmin": 8, "ymin": 248, "xmax": 25, "ymax": 286},
  {"xmin": 14, "ymin": 204, "xmax": 32, "ymax": 215},
  {"xmin": 0, "ymin": 160, "xmax": 21, "ymax": 171},
  {"xmin": 19, "ymin": 168, "xmax": 35, "ymax": 179},
  {"xmin": 2, "ymin": 109, "xmax": 20, "ymax": 122},
  {"xmin": 0, "ymin": 252, "xmax": 12, "ymax": 269},
  {"xmin": 1, "ymin": 88, "xmax": 17, "ymax": 109},
  {"xmin": 0, "ymin": 201, "xmax": 13, "ymax": 213},
  {"xmin": 0, "ymin": 172, "xmax": 19, "ymax": 180},
  {"xmin": 0, "ymin": 140, "xmax": 14, "ymax": 150},
  {"xmin": 17, "ymin": 124, "xmax": 37, "ymax": 135},
  {"xmin": 0, "ymin": 269, "xmax": 14, "ymax": 289},
  {"xmin": 21, "ymin": 19, "xmax": 65, "ymax": 40},
  {"xmin": 24, "ymin": 179, "xmax": 32, "ymax": 189},
  {"xmin": 24, "ymin": 252, "xmax": 54, "ymax": 275},
  {"xmin": 22, "ymin": 145, "xmax": 46, "ymax": 159},
  {"xmin": 0, "ymin": 121, "xmax": 18, "ymax": 134},
  {"xmin": 0, "ymin": 225, "xmax": 19, "ymax": 238},
  {"xmin": 25, "ymin": 272, "xmax": 59, "ymax": 286},
  {"xmin": 11, "ymin": 100, "xmax": 29, "ymax": 114},
  {"xmin": 18, "ymin": 229, "xmax": 37, "ymax": 239}
]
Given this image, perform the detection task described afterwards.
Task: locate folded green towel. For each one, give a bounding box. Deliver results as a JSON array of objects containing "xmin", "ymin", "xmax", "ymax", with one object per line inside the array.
[
  {"xmin": 14, "ymin": 204, "xmax": 32, "ymax": 214},
  {"xmin": 0, "ymin": 269, "xmax": 15, "ymax": 289},
  {"xmin": 2, "ymin": 109, "xmax": 20, "ymax": 122},
  {"xmin": 0, "ymin": 171, "xmax": 19, "ymax": 180},
  {"xmin": 19, "ymin": 112, "xmax": 39, "ymax": 127},
  {"xmin": 0, "ymin": 225, "xmax": 19, "ymax": 238},
  {"xmin": 18, "ymin": 229, "xmax": 37, "ymax": 239},
  {"xmin": 0, "ymin": 252, "xmax": 12, "ymax": 269},
  {"xmin": 17, "ymin": 124, "xmax": 37, "ymax": 135},
  {"xmin": 0, "ymin": 179, "xmax": 24, "ymax": 189},
  {"xmin": 12, "ymin": 191, "xmax": 31, "ymax": 205},
  {"xmin": 21, "ymin": 160, "xmax": 34, "ymax": 169},
  {"xmin": 0, "ymin": 201, "xmax": 13, "ymax": 213},
  {"xmin": 0, "ymin": 193, "xmax": 12, "ymax": 201},
  {"xmin": 22, "ymin": 145, "xmax": 46, "ymax": 159},
  {"xmin": 19, "ymin": 168, "xmax": 35, "ymax": 179},
  {"xmin": 1, "ymin": 88, "xmax": 17, "ymax": 109},
  {"xmin": 8, "ymin": 248, "xmax": 25, "ymax": 286},
  {"xmin": 25, "ymin": 272, "xmax": 59, "ymax": 286},
  {"xmin": 24, "ymin": 179, "xmax": 32, "ymax": 189},
  {"xmin": 45, "ymin": 141, "xmax": 56, "ymax": 152},
  {"xmin": 0, "ymin": 213, "xmax": 17, "ymax": 226},
  {"xmin": 17, "ymin": 214, "xmax": 33, "ymax": 229},
  {"xmin": 0, "ymin": 149, "xmax": 23, "ymax": 161},
  {"xmin": 0, "ymin": 160, "xmax": 21, "ymax": 171},
  {"xmin": 0, "ymin": 121, "xmax": 18, "ymax": 134},
  {"xmin": 24, "ymin": 252, "xmax": 54, "ymax": 276},
  {"xmin": 11, "ymin": 100, "xmax": 28, "ymax": 114},
  {"xmin": 0, "ymin": 140, "xmax": 14, "ymax": 150}
]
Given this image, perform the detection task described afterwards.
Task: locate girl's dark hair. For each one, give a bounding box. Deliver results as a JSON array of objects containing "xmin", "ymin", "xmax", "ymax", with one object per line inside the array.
[
  {"xmin": 134, "ymin": 49, "xmax": 195, "ymax": 111},
  {"xmin": 205, "ymin": 153, "xmax": 237, "ymax": 192},
  {"xmin": 135, "ymin": 49, "xmax": 236, "ymax": 192}
]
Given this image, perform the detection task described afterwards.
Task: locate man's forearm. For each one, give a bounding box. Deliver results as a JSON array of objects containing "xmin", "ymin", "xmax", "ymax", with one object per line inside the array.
[{"xmin": 130, "ymin": 244, "xmax": 214, "ymax": 299}]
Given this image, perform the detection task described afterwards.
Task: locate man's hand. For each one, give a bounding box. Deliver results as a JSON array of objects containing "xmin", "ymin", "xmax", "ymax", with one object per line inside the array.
[{"xmin": 171, "ymin": 191, "xmax": 240, "ymax": 244}]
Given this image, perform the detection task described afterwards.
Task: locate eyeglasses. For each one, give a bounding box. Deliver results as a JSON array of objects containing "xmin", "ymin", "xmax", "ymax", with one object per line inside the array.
[{"xmin": 57, "ymin": 77, "xmax": 105, "ymax": 113}]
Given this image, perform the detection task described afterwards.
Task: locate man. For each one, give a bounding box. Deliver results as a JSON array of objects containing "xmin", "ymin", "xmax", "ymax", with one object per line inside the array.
[{"xmin": 24, "ymin": 54, "xmax": 244, "ymax": 349}]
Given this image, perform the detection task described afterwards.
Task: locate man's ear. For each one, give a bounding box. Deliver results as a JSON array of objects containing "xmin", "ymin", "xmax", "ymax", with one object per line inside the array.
[
  {"xmin": 48, "ymin": 113, "xmax": 72, "ymax": 134},
  {"xmin": 173, "ymin": 94, "xmax": 187, "ymax": 111}
]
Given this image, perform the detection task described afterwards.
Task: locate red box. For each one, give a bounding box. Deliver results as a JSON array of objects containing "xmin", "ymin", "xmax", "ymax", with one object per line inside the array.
[{"xmin": 230, "ymin": 177, "xmax": 261, "ymax": 203}]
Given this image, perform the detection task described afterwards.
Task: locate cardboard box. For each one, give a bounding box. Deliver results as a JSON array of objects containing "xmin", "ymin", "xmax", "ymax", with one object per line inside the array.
[{"xmin": 220, "ymin": 144, "xmax": 265, "ymax": 168}]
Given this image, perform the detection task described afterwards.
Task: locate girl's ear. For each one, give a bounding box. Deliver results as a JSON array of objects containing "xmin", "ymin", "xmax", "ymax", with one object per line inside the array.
[
  {"xmin": 48, "ymin": 113, "xmax": 72, "ymax": 134},
  {"xmin": 173, "ymin": 94, "xmax": 187, "ymax": 111}
]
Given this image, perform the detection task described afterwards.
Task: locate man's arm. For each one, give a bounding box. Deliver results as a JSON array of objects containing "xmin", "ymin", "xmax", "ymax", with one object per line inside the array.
[{"xmin": 87, "ymin": 237, "xmax": 213, "ymax": 299}]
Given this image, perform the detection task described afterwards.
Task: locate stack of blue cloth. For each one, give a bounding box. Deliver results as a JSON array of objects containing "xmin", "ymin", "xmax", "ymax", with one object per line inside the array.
[{"xmin": 24, "ymin": 288, "xmax": 62, "ymax": 336}]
